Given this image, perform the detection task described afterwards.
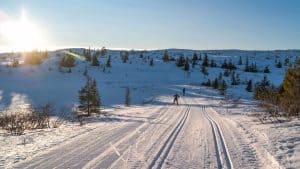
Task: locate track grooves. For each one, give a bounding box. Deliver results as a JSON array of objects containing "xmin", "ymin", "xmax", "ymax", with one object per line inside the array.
[
  {"xmin": 148, "ymin": 105, "xmax": 191, "ymax": 169},
  {"xmin": 203, "ymin": 106, "xmax": 233, "ymax": 169}
]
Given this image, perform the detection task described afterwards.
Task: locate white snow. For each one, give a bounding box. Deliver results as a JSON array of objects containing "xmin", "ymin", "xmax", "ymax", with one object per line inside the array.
[{"xmin": 0, "ymin": 49, "xmax": 299, "ymax": 168}]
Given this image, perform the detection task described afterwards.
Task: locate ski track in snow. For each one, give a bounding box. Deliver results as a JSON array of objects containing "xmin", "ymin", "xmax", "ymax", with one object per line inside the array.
[{"xmin": 12, "ymin": 95, "xmax": 282, "ymax": 169}]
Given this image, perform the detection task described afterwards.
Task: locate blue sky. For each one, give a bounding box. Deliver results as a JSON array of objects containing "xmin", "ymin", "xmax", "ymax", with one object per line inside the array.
[{"xmin": 0, "ymin": 0, "xmax": 300, "ymax": 50}]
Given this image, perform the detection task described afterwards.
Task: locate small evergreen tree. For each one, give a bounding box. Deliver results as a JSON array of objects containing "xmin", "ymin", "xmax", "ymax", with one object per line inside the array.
[
  {"xmin": 212, "ymin": 77, "xmax": 219, "ymax": 89},
  {"xmin": 176, "ymin": 55, "xmax": 185, "ymax": 67},
  {"xmin": 91, "ymin": 55, "xmax": 100, "ymax": 66},
  {"xmin": 219, "ymin": 80, "xmax": 227, "ymax": 95},
  {"xmin": 192, "ymin": 53, "xmax": 198, "ymax": 61},
  {"xmin": 263, "ymin": 66, "xmax": 270, "ymax": 73},
  {"xmin": 149, "ymin": 58, "xmax": 154, "ymax": 66},
  {"xmin": 278, "ymin": 59, "xmax": 300, "ymax": 116},
  {"xmin": 83, "ymin": 47, "xmax": 92, "ymax": 62},
  {"xmin": 125, "ymin": 87, "xmax": 131, "ymax": 106},
  {"xmin": 276, "ymin": 60, "xmax": 282, "ymax": 68},
  {"xmin": 106, "ymin": 55, "xmax": 112, "ymax": 68},
  {"xmin": 231, "ymin": 71, "xmax": 238, "ymax": 85},
  {"xmin": 238, "ymin": 56, "xmax": 243, "ymax": 65},
  {"xmin": 221, "ymin": 59, "xmax": 228, "ymax": 69},
  {"xmin": 246, "ymin": 80, "xmax": 253, "ymax": 92},
  {"xmin": 202, "ymin": 53, "xmax": 209, "ymax": 67},
  {"xmin": 78, "ymin": 77, "xmax": 101, "ymax": 116},
  {"xmin": 244, "ymin": 56, "xmax": 249, "ymax": 72},
  {"xmin": 60, "ymin": 54, "xmax": 75, "ymax": 67},
  {"xmin": 162, "ymin": 50, "xmax": 170, "ymax": 62},
  {"xmin": 184, "ymin": 57, "xmax": 190, "ymax": 71}
]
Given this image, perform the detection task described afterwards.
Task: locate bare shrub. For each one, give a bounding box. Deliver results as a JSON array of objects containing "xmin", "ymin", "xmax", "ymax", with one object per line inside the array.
[{"xmin": 0, "ymin": 103, "xmax": 55, "ymax": 135}]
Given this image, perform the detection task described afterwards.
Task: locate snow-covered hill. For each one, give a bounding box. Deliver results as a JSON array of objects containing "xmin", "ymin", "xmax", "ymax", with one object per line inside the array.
[
  {"xmin": 0, "ymin": 49, "xmax": 300, "ymax": 169},
  {"xmin": 0, "ymin": 49, "xmax": 299, "ymax": 113}
]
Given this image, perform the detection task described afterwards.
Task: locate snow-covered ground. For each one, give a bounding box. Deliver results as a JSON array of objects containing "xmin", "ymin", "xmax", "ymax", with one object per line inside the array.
[{"xmin": 0, "ymin": 49, "xmax": 299, "ymax": 168}]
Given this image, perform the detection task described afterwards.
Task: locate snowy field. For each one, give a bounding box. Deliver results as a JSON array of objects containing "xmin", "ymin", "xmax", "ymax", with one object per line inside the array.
[{"xmin": 0, "ymin": 49, "xmax": 300, "ymax": 168}]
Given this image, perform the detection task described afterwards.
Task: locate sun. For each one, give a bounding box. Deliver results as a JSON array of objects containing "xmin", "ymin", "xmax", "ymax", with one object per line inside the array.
[{"xmin": 0, "ymin": 9, "xmax": 46, "ymax": 52}]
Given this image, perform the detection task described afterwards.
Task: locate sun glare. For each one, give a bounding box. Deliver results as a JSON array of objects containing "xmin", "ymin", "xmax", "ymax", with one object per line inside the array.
[{"xmin": 0, "ymin": 9, "xmax": 47, "ymax": 52}]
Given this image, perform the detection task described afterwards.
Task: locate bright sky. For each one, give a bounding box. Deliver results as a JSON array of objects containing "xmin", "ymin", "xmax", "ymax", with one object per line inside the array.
[{"xmin": 0, "ymin": 0, "xmax": 299, "ymax": 51}]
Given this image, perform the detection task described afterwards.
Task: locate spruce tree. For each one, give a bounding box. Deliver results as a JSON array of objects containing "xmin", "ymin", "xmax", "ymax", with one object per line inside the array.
[
  {"xmin": 176, "ymin": 55, "xmax": 185, "ymax": 67},
  {"xmin": 245, "ymin": 56, "xmax": 249, "ymax": 72},
  {"xmin": 84, "ymin": 47, "xmax": 92, "ymax": 62},
  {"xmin": 60, "ymin": 54, "xmax": 75, "ymax": 67},
  {"xmin": 91, "ymin": 55, "xmax": 100, "ymax": 66},
  {"xmin": 162, "ymin": 50, "xmax": 170, "ymax": 62},
  {"xmin": 149, "ymin": 58, "xmax": 154, "ymax": 66},
  {"xmin": 219, "ymin": 80, "xmax": 227, "ymax": 95},
  {"xmin": 192, "ymin": 53, "xmax": 198, "ymax": 61},
  {"xmin": 106, "ymin": 55, "xmax": 112, "ymax": 68},
  {"xmin": 125, "ymin": 87, "xmax": 131, "ymax": 106},
  {"xmin": 231, "ymin": 71, "xmax": 238, "ymax": 85},
  {"xmin": 212, "ymin": 78, "xmax": 219, "ymax": 89},
  {"xmin": 246, "ymin": 80, "xmax": 253, "ymax": 92},
  {"xmin": 263, "ymin": 66, "xmax": 270, "ymax": 73},
  {"xmin": 279, "ymin": 59, "xmax": 300, "ymax": 116},
  {"xmin": 184, "ymin": 57, "xmax": 190, "ymax": 71},
  {"xmin": 238, "ymin": 56, "xmax": 243, "ymax": 65},
  {"xmin": 202, "ymin": 53, "xmax": 209, "ymax": 67},
  {"xmin": 78, "ymin": 77, "xmax": 101, "ymax": 116},
  {"xmin": 276, "ymin": 60, "xmax": 282, "ymax": 68}
]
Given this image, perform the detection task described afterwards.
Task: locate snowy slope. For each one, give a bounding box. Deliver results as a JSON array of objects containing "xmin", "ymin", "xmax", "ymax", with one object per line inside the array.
[{"xmin": 0, "ymin": 49, "xmax": 300, "ymax": 168}]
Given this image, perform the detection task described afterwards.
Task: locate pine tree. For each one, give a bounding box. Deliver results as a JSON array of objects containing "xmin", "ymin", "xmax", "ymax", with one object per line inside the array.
[
  {"xmin": 184, "ymin": 57, "xmax": 190, "ymax": 71},
  {"xmin": 176, "ymin": 55, "xmax": 185, "ymax": 67},
  {"xmin": 244, "ymin": 56, "xmax": 249, "ymax": 72},
  {"xmin": 276, "ymin": 60, "xmax": 282, "ymax": 68},
  {"xmin": 231, "ymin": 71, "xmax": 238, "ymax": 85},
  {"xmin": 106, "ymin": 55, "xmax": 112, "ymax": 68},
  {"xmin": 91, "ymin": 55, "xmax": 100, "ymax": 66},
  {"xmin": 278, "ymin": 59, "xmax": 300, "ymax": 116},
  {"xmin": 263, "ymin": 66, "xmax": 270, "ymax": 73},
  {"xmin": 192, "ymin": 53, "xmax": 198, "ymax": 61},
  {"xmin": 78, "ymin": 77, "xmax": 101, "ymax": 116},
  {"xmin": 219, "ymin": 80, "xmax": 227, "ymax": 95},
  {"xmin": 60, "ymin": 54, "xmax": 75, "ymax": 67},
  {"xmin": 238, "ymin": 56, "xmax": 243, "ymax": 65},
  {"xmin": 84, "ymin": 47, "xmax": 92, "ymax": 62},
  {"xmin": 212, "ymin": 77, "xmax": 219, "ymax": 89},
  {"xmin": 284, "ymin": 57, "xmax": 290, "ymax": 66},
  {"xmin": 246, "ymin": 80, "xmax": 253, "ymax": 92},
  {"xmin": 149, "ymin": 58, "xmax": 154, "ymax": 66},
  {"xmin": 221, "ymin": 59, "xmax": 228, "ymax": 69},
  {"xmin": 202, "ymin": 53, "xmax": 209, "ymax": 67},
  {"xmin": 162, "ymin": 50, "xmax": 170, "ymax": 62},
  {"xmin": 125, "ymin": 87, "xmax": 131, "ymax": 106}
]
